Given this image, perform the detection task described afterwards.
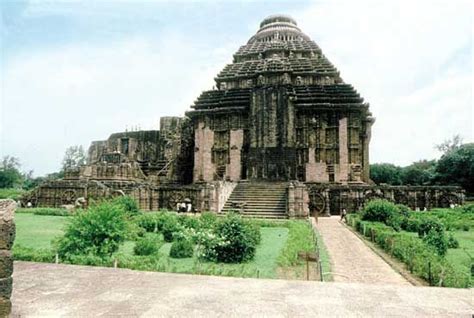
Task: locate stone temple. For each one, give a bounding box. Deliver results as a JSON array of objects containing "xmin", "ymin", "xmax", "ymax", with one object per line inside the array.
[{"xmin": 30, "ymin": 15, "xmax": 464, "ymax": 218}]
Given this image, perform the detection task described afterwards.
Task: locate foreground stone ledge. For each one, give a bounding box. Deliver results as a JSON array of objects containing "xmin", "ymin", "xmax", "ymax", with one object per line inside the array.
[{"xmin": 0, "ymin": 199, "xmax": 15, "ymax": 318}]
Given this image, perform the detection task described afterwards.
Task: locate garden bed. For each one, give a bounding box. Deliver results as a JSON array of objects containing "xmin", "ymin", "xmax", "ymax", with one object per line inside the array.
[{"xmin": 13, "ymin": 208, "xmax": 329, "ymax": 280}]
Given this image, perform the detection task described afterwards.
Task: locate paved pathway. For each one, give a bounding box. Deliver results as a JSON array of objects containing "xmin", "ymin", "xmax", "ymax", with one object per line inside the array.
[
  {"xmin": 11, "ymin": 262, "xmax": 472, "ymax": 317},
  {"xmin": 315, "ymin": 216, "xmax": 410, "ymax": 285}
]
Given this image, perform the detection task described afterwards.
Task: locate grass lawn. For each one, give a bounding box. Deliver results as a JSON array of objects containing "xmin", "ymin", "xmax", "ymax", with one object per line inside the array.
[
  {"xmin": 13, "ymin": 212, "xmax": 330, "ymax": 281},
  {"xmin": 14, "ymin": 213, "xmax": 68, "ymax": 249},
  {"xmin": 447, "ymin": 231, "xmax": 474, "ymax": 275},
  {"xmin": 117, "ymin": 227, "xmax": 289, "ymax": 279}
]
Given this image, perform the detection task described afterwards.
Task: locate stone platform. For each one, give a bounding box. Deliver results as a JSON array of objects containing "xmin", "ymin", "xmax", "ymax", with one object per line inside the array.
[{"xmin": 11, "ymin": 261, "xmax": 473, "ymax": 317}]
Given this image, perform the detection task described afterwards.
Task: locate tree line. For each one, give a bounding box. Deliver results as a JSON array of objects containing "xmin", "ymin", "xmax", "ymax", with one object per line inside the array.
[{"xmin": 370, "ymin": 136, "xmax": 473, "ymax": 194}]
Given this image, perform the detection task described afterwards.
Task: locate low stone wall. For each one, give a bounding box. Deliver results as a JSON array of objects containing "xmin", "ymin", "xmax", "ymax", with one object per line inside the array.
[
  {"xmin": 306, "ymin": 184, "xmax": 465, "ymax": 215},
  {"xmin": 0, "ymin": 200, "xmax": 15, "ymax": 317}
]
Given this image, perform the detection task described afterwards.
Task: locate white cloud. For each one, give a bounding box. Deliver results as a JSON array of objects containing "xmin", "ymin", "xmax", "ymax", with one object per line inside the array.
[
  {"xmin": 297, "ymin": 0, "xmax": 473, "ymax": 165},
  {"xmin": 2, "ymin": 33, "xmax": 233, "ymax": 175}
]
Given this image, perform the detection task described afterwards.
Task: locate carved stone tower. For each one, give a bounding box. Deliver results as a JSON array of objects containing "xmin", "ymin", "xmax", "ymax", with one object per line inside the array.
[{"xmin": 187, "ymin": 15, "xmax": 375, "ymax": 184}]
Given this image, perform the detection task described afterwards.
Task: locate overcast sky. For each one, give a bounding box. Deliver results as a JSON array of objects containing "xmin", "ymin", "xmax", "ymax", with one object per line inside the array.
[{"xmin": 1, "ymin": 0, "xmax": 472, "ymax": 176}]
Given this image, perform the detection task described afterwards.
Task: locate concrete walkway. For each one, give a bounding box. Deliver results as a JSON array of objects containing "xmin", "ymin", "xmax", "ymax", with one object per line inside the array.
[
  {"xmin": 315, "ymin": 216, "xmax": 410, "ymax": 285},
  {"xmin": 11, "ymin": 261, "xmax": 472, "ymax": 317}
]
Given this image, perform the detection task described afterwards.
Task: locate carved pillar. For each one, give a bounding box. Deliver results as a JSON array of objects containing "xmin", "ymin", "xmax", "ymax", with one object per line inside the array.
[
  {"xmin": 194, "ymin": 119, "xmax": 215, "ymax": 182},
  {"xmin": 287, "ymin": 183, "xmax": 295, "ymax": 218},
  {"xmin": 338, "ymin": 117, "xmax": 349, "ymax": 183},
  {"xmin": 362, "ymin": 116, "xmax": 375, "ymax": 183},
  {"xmin": 0, "ymin": 200, "xmax": 15, "ymax": 317},
  {"xmin": 227, "ymin": 130, "xmax": 243, "ymax": 181}
]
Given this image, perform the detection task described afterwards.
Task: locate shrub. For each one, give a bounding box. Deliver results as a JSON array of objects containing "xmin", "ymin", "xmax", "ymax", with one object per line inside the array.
[
  {"xmin": 447, "ymin": 233, "xmax": 459, "ymax": 249},
  {"xmin": 199, "ymin": 212, "xmax": 218, "ymax": 229},
  {"xmin": 396, "ymin": 204, "xmax": 411, "ymax": 217},
  {"xmin": 422, "ymin": 229, "xmax": 448, "ymax": 256},
  {"xmin": 16, "ymin": 208, "xmax": 71, "ymax": 216},
  {"xmin": 135, "ymin": 212, "xmax": 160, "ymax": 232},
  {"xmin": 202, "ymin": 213, "xmax": 261, "ymax": 263},
  {"xmin": 112, "ymin": 196, "xmax": 139, "ymax": 216},
  {"xmin": 361, "ymin": 199, "xmax": 399, "ymax": 223},
  {"xmin": 462, "ymin": 224, "xmax": 469, "ymax": 231},
  {"xmin": 169, "ymin": 238, "xmax": 194, "ymax": 258},
  {"xmin": 417, "ymin": 218, "xmax": 444, "ymax": 237},
  {"xmin": 13, "ymin": 245, "xmax": 55, "ymax": 262},
  {"xmin": 134, "ymin": 234, "xmax": 163, "ymax": 256},
  {"xmin": 161, "ymin": 216, "xmax": 181, "ymax": 242},
  {"xmin": 56, "ymin": 201, "xmax": 128, "ymax": 260},
  {"xmin": 462, "ymin": 204, "xmax": 474, "ymax": 214},
  {"xmin": 178, "ymin": 215, "xmax": 200, "ymax": 230}
]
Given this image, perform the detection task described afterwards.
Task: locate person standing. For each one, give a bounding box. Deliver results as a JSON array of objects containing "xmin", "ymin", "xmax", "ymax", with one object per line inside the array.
[{"xmin": 340, "ymin": 208, "xmax": 347, "ymax": 222}]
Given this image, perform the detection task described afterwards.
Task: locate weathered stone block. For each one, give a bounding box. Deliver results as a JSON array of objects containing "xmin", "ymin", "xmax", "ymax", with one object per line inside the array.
[
  {"xmin": 0, "ymin": 296, "xmax": 11, "ymax": 318},
  {"xmin": 0, "ymin": 277, "xmax": 12, "ymax": 299},
  {"xmin": 0, "ymin": 223, "xmax": 15, "ymax": 251},
  {"xmin": 0, "ymin": 251, "xmax": 12, "ymax": 279}
]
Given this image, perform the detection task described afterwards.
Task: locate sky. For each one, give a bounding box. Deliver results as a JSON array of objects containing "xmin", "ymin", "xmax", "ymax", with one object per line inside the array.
[{"xmin": 0, "ymin": 0, "xmax": 472, "ymax": 176}]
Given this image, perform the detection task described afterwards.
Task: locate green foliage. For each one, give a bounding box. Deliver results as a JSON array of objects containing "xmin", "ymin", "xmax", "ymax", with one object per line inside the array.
[
  {"xmin": 423, "ymin": 229, "xmax": 448, "ymax": 256},
  {"xmin": 417, "ymin": 218, "xmax": 445, "ymax": 237},
  {"xmin": 56, "ymin": 201, "xmax": 128, "ymax": 259},
  {"xmin": 111, "ymin": 196, "xmax": 139, "ymax": 216},
  {"xmin": 349, "ymin": 215, "xmax": 471, "ymax": 287},
  {"xmin": 178, "ymin": 214, "xmax": 200, "ymax": 230},
  {"xmin": 0, "ymin": 188, "xmax": 25, "ymax": 200},
  {"xmin": 278, "ymin": 221, "xmax": 316, "ymax": 267},
  {"xmin": 61, "ymin": 145, "xmax": 86, "ymax": 172},
  {"xmin": 434, "ymin": 143, "xmax": 474, "ymax": 193},
  {"xmin": 370, "ymin": 163, "xmax": 402, "ymax": 185},
  {"xmin": 199, "ymin": 212, "xmax": 218, "ymax": 229},
  {"xmin": 447, "ymin": 233, "xmax": 459, "ymax": 249},
  {"xmin": 133, "ymin": 234, "xmax": 163, "ymax": 256},
  {"xmin": 202, "ymin": 213, "xmax": 261, "ymax": 263},
  {"xmin": 161, "ymin": 216, "xmax": 181, "ymax": 242},
  {"xmin": 400, "ymin": 160, "xmax": 436, "ymax": 185},
  {"xmin": 462, "ymin": 204, "xmax": 474, "ymax": 214},
  {"xmin": 13, "ymin": 245, "xmax": 55, "ymax": 262},
  {"xmin": 16, "ymin": 207, "xmax": 70, "ymax": 216},
  {"xmin": 169, "ymin": 238, "xmax": 194, "ymax": 258},
  {"xmin": 361, "ymin": 199, "xmax": 400, "ymax": 223}
]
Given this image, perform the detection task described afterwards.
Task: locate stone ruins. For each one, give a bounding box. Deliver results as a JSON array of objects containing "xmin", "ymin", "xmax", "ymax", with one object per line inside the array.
[{"xmin": 29, "ymin": 15, "xmax": 464, "ymax": 218}]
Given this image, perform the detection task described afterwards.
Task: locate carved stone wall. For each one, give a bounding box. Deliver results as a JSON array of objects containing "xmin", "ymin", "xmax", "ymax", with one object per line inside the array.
[
  {"xmin": 0, "ymin": 200, "xmax": 15, "ymax": 317},
  {"xmin": 306, "ymin": 184, "xmax": 465, "ymax": 215}
]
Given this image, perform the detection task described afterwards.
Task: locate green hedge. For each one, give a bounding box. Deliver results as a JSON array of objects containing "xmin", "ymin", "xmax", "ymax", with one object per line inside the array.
[{"xmin": 347, "ymin": 214, "xmax": 470, "ymax": 288}]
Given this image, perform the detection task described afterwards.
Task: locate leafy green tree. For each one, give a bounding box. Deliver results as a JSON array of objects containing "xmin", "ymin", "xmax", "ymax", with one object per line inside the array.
[
  {"xmin": 434, "ymin": 143, "xmax": 474, "ymax": 193},
  {"xmin": 401, "ymin": 160, "xmax": 436, "ymax": 185},
  {"xmin": 61, "ymin": 145, "xmax": 86, "ymax": 172},
  {"xmin": 0, "ymin": 156, "xmax": 23, "ymax": 188},
  {"xmin": 370, "ymin": 163, "xmax": 403, "ymax": 185}
]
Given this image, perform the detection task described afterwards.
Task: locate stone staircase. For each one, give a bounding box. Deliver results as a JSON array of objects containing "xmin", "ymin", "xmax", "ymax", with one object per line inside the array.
[{"xmin": 221, "ymin": 181, "xmax": 288, "ymax": 219}]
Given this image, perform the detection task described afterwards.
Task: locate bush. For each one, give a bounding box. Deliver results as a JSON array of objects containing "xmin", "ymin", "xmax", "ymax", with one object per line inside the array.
[
  {"xmin": 169, "ymin": 238, "xmax": 194, "ymax": 258},
  {"xmin": 134, "ymin": 234, "xmax": 163, "ymax": 256},
  {"xmin": 462, "ymin": 204, "xmax": 474, "ymax": 214},
  {"xmin": 13, "ymin": 245, "xmax": 55, "ymax": 262},
  {"xmin": 161, "ymin": 216, "xmax": 181, "ymax": 242},
  {"xmin": 112, "ymin": 196, "xmax": 139, "ymax": 216},
  {"xmin": 423, "ymin": 229, "xmax": 448, "ymax": 256},
  {"xmin": 56, "ymin": 201, "xmax": 128, "ymax": 260},
  {"xmin": 447, "ymin": 233, "xmax": 459, "ymax": 249},
  {"xmin": 361, "ymin": 199, "xmax": 399, "ymax": 223},
  {"xmin": 417, "ymin": 218, "xmax": 444, "ymax": 237},
  {"xmin": 16, "ymin": 207, "xmax": 71, "ymax": 216},
  {"xmin": 199, "ymin": 212, "xmax": 218, "ymax": 229},
  {"xmin": 202, "ymin": 213, "xmax": 261, "ymax": 263},
  {"xmin": 396, "ymin": 204, "xmax": 411, "ymax": 217},
  {"xmin": 135, "ymin": 212, "xmax": 160, "ymax": 232},
  {"xmin": 178, "ymin": 215, "xmax": 200, "ymax": 230}
]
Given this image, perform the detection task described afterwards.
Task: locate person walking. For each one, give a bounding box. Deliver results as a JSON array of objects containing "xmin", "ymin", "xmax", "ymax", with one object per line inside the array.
[{"xmin": 340, "ymin": 208, "xmax": 347, "ymax": 222}]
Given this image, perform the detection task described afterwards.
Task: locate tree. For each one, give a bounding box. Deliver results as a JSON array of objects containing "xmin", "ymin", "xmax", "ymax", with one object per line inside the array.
[
  {"xmin": 401, "ymin": 160, "xmax": 436, "ymax": 185},
  {"xmin": 0, "ymin": 156, "xmax": 23, "ymax": 188},
  {"xmin": 370, "ymin": 163, "xmax": 403, "ymax": 185},
  {"xmin": 434, "ymin": 143, "xmax": 474, "ymax": 193},
  {"xmin": 435, "ymin": 134, "xmax": 463, "ymax": 154},
  {"xmin": 61, "ymin": 145, "xmax": 86, "ymax": 172}
]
